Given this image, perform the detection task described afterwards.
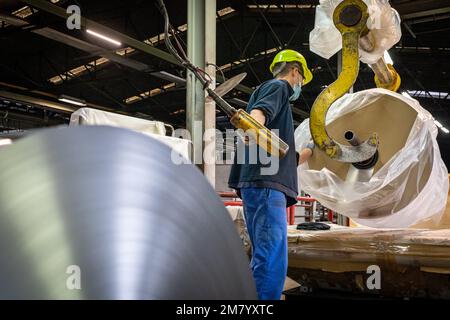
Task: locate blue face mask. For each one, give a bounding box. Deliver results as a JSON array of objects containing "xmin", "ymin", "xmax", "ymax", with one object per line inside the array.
[{"xmin": 289, "ymin": 83, "xmax": 302, "ymax": 102}]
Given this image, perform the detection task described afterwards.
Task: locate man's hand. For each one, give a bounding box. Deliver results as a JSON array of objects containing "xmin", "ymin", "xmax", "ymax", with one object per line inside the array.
[
  {"xmin": 240, "ymin": 110, "xmax": 266, "ymax": 145},
  {"xmin": 297, "ymin": 141, "xmax": 315, "ymax": 166},
  {"xmin": 298, "ymin": 148, "xmax": 313, "ymax": 165},
  {"xmin": 250, "ymin": 109, "xmax": 266, "ymax": 126}
]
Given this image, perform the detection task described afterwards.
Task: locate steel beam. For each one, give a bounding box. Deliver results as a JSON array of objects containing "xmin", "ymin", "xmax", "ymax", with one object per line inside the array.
[
  {"xmin": 405, "ymin": 13, "xmax": 450, "ymax": 25},
  {"xmin": 187, "ymin": 0, "xmax": 205, "ymax": 166},
  {"xmin": 204, "ymin": 0, "xmax": 216, "ymax": 186},
  {"xmin": 251, "ymin": 0, "xmax": 283, "ymax": 48},
  {"xmin": 395, "ymin": 0, "xmax": 450, "ymax": 17},
  {"xmin": 0, "ymin": 90, "xmax": 76, "ymax": 113},
  {"xmin": 21, "ymin": 0, "xmax": 179, "ymax": 65},
  {"xmin": 217, "ymin": 13, "xmax": 262, "ymax": 83},
  {"xmin": 32, "ymin": 27, "xmax": 149, "ymax": 71},
  {"xmin": 0, "ymin": 109, "xmax": 63, "ymax": 126},
  {"xmin": 0, "ymin": 13, "xmax": 28, "ymax": 26},
  {"xmin": 20, "ymin": 0, "xmax": 254, "ymax": 96},
  {"xmin": 0, "ymin": 81, "xmax": 118, "ymax": 113}
]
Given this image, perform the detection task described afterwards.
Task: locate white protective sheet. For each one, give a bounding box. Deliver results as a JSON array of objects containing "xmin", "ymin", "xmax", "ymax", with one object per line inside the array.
[
  {"xmin": 70, "ymin": 108, "xmax": 190, "ymax": 160},
  {"xmin": 309, "ymin": 0, "xmax": 402, "ymax": 64},
  {"xmin": 295, "ymin": 89, "xmax": 449, "ymax": 228},
  {"xmin": 70, "ymin": 108, "xmax": 167, "ymax": 135}
]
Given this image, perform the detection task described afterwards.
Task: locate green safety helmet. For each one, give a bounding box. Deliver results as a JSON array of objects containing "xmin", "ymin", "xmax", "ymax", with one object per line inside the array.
[{"xmin": 269, "ymin": 49, "xmax": 313, "ymax": 85}]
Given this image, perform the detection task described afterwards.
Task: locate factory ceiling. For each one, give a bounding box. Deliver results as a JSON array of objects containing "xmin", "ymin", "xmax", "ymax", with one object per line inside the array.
[{"xmin": 1, "ymin": 0, "xmax": 450, "ymax": 164}]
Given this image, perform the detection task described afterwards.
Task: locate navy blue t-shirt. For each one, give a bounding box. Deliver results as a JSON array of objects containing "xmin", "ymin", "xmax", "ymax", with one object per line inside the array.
[{"xmin": 228, "ymin": 79, "xmax": 298, "ymax": 207}]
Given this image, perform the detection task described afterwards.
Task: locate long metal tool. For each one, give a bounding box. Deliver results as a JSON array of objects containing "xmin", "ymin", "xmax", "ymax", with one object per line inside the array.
[
  {"xmin": 310, "ymin": 0, "xmax": 379, "ymax": 163},
  {"xmin": 205, "ymin": 73, "xmax": 247, "ymax": 103}
]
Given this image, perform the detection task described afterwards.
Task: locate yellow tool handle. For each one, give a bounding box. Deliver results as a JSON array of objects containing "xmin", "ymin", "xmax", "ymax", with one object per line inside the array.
[{"xmin": 230, "ymin": 109, "xmax": 289, "ymax": 159}]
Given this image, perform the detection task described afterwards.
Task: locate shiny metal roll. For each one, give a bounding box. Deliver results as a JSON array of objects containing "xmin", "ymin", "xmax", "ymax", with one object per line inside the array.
[{"xmin": 0, "ymin": 126, "xmax": 256, "ymax": 299}]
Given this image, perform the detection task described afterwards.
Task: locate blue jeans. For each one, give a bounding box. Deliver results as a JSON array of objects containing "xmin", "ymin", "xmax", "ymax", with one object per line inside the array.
[{"xmin": 241, "ymin": 187, "xmax": 287, "ymax": 300}]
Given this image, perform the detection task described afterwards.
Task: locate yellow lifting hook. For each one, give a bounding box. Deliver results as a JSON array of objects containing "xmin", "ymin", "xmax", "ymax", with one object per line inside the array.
[{"xmin": 310, "ymin": 0, "xmax": 379, "ymax": 163}]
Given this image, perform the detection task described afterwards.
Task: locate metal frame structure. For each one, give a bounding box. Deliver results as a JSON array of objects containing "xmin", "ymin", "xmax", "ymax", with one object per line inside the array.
[{"xmin": 0, "ymin": 0, "xmax": 449, "ymax": 164}]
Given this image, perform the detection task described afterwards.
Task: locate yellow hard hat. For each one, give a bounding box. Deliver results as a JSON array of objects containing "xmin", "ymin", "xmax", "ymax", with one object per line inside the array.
[{"xmin": 270, "ymin": 49, "xmax": 313, "ymax": 85}]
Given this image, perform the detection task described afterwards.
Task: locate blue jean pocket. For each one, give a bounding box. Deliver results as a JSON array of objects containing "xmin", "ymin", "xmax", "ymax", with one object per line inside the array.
[{"xmin": 266, "ymin": 189, "xmax": 286, "ymax": 208}]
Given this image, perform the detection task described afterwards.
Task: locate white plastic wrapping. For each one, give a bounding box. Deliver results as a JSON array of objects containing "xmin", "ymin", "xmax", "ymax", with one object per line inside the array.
[
  {"xmin": 309, "ymin": 0, "xmax": 402, "ymax": 64},
  {"xmin": 295, "ymin": 89, "xmax": 449, "ymax": 228},
  {"xmin": 70, "ymin": 107, "xmax": 166, "ymax": 136},
  {"xmin": 145, "ymin": 133, "xmax": 191, "ymax": 160},
  {"xmin": 70, "ymin": 108, "xmax": 191, "ymax": 160}
]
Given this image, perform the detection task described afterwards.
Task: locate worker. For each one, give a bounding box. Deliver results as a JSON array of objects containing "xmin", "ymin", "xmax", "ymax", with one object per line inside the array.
[{"xmin": 228, "ymin": 49, "xmax": 313, "ymax": 300}]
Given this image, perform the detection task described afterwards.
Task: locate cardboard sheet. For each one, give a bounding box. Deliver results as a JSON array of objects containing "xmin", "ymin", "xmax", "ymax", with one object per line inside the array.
[{"xmin": 288, "ymin": 225, "xmax": 450, "ymax": 274}]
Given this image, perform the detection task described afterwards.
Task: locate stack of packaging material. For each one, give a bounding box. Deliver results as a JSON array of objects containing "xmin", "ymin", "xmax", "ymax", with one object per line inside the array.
[{"xmin": 287, "ymin": 224, "xmax": 450, "ymax": 299}]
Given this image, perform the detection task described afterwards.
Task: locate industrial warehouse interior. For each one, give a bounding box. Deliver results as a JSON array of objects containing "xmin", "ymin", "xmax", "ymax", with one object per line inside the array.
[{"xmin": 1, "ymin": 0, "xmax": 450, "ymax": 304}]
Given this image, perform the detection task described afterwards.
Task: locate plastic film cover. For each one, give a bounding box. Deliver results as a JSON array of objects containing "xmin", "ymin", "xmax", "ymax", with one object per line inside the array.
[
  {"xmin": 295, "ymin": 89, "xmax": 449, "ymax": 228},
  {"xmin": 309, "ymin": 0, "xmax": 402, "ymax": 64},
  {"xmin": 70, "ymin": 107, "xmax": 166, "ymax": 136}
]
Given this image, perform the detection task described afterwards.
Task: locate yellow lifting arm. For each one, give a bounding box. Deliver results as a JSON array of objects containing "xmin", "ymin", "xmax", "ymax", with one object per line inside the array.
[{"xmin": 310, "ymin": 0, "xmax": 379, "ymax": 163}]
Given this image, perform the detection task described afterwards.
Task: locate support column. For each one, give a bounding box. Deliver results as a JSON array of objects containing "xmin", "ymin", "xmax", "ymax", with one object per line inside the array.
[
  {"xmin": 204, "ymin": 0, "xmax": 216, "ymax": 187},
  {"xmin": 187, "ymin": 0, "xmax": 205, "ymax": 168}
]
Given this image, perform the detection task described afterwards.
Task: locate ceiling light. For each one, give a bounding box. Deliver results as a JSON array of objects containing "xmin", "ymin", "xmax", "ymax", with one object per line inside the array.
[
  {"xmin": 58, "ymin": 94, "xmax": 87, "ymax": 107},
  {"xmin": 0, "ymin": 139, "xmax": 12, "ymax": 146},
  {"xmin": 86, "ymin": 29, "xmax": 122, "ymax": 46},
  {"xmin": 441, "ymin": 127, "xmax": 449, "ymax": 134}
]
